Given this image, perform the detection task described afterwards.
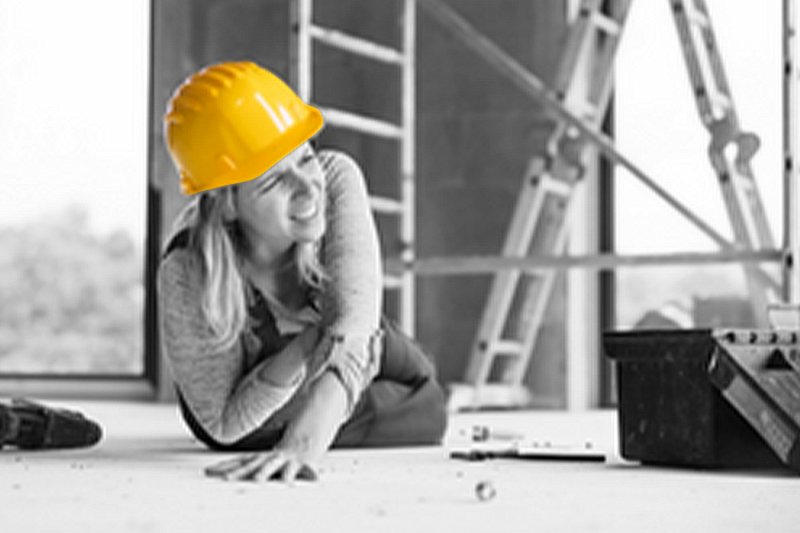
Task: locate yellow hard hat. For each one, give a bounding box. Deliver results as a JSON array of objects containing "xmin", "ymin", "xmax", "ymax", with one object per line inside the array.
[{"xmin": 164, "ymin": 61, "xmax": 324, "ymax": 195}]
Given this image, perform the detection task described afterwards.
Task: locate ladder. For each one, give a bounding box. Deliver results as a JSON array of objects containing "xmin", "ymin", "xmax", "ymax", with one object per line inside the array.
[
  {"xmin": 290, "ymin": 0, "xmax": 418, "ymax": 335},
  {"xmin": 447, "ymin": 0, "xmax": 633, "ymax": 410},
  {"xmin": 669, "ymin": 0, "xmax": 777, "ymax": 315},
  {"xmin": 450, "ymin": 0, "xmax": 776, "ymax": 410}
]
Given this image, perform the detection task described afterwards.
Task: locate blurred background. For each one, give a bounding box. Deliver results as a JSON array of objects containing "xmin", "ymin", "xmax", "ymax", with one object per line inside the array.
[
  {"xmin": 0, "ymin": 1, "xmax": 785, "ymax": 408},
  {"xmin": 0, "ymin": 0, "xmax": 148, "ymax": 375}
]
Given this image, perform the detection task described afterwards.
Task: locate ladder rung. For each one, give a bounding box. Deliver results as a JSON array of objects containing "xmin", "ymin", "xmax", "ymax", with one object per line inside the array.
[
  {"xmin": 562, "ymin": 99, "xmax": 599, "ymax": 123},
  {"xmin": 589, "ymin": 12, "xmax": 622, "ymax": 36},
  {"xmin": 708, "ymin": 91, "xmax": 732, "ymax": 109},
  {"xmin": 383, "ymin": 274, "xmax": 403, "ymax": 290},
  {"xmin": 318, "ymin": 106, "xmax": 403, "ymax": 139},
  {"xmin": 309, "ymin": 24, "xmax": 405, "ymax": 65},
  {"xmin": 483, "ymin": 340, "xmax": 525, "ymax": 357},
  {"xmin": 370, "ymin": 195, "xmax": 404, "ymax": 215},
  {"xmin": 537, "ymin": 174, "xmax": 574, "ymax": 197},
  {"xmin": 699, "ymin": 90, "xmax": 732, "ymax": 119},
  {"xmin": 685, "ymin": 6, "xmax": 710, "ymax": 29}
]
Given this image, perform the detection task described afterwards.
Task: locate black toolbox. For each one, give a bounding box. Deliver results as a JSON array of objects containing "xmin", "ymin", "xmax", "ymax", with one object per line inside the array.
[{"xmin": 604, "ymin": 329, "xmax": 799, "ymax": 472}]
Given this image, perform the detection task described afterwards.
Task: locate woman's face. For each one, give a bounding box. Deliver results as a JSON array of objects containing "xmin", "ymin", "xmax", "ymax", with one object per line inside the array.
[{"xmin": 234, "ymin": 143, "xmax": 326, "ymax": 260}]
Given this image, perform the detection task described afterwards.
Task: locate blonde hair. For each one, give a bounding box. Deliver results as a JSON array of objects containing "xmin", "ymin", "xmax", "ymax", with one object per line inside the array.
[{"xmin": 166, "ymin": 186, "xmax": 326, "ymax": 352}]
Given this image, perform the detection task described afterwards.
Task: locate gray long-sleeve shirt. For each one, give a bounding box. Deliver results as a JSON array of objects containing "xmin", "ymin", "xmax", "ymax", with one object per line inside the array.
[{"xmin": 158, "ymin": 150, "xmax": 383, "ymax": 444}]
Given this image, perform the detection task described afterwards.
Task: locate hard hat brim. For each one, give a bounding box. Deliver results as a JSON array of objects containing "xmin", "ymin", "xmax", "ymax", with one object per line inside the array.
[{"xmin": 180, "ymin": 105, "xmax": 325, "ymax": 195}]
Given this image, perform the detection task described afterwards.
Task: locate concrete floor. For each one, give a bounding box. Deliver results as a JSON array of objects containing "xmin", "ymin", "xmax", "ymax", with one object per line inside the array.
[{"xmin": 1, "ymin": 401, "xmax": 798, "ymax": 533}]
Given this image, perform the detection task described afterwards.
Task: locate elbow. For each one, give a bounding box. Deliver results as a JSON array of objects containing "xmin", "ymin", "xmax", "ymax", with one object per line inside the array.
[
  {"xmin": 181, "ymin": 399, "xmax": 254, "ymax": 447},
  {"xmin": 203, "ymin": 419, "xmax": 244, "ymax": 446},
  {"xmin": 205, "ymin": 393, "xmax": 290, "ymax": 446},
  {"xmin": 185, "ymin": 409, "xmax": 246, "ymax": 447}
]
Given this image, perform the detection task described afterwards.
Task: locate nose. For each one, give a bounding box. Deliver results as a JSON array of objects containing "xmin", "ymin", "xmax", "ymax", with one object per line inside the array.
[{"xmin": 285, "ymin": 162, "xmax": 320, "ymax": 200}]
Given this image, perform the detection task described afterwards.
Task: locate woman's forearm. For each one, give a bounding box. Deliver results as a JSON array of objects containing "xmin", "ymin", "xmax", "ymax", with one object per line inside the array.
[
  {"xmin": 319, "ymin": 151, "xmax": 383, "ymax": 335},
  {"xmin": 247, "ymin": 327, "xmax": 319, "ymax": 386},
  {"xmin": 277, "ymin": 369, "xmax": 350, "ymax": 463},
  {"xmin": 214, "ymin": 327, "xmax": 321, "ymax": 437}
]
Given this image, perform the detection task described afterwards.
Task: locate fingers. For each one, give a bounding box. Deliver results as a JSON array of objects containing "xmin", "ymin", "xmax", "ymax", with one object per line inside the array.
[
  {"xmin": 278, "ymin": 461, "xmax": 319, "ymax": 483},
  {"xmin": 296, "ymin": 463, "xmax": 319, "ymax": 481},
  {"xmin": 204, "ymin": 454, "xmax": 257, "ymax": 478},
  {"xmin": 205, "ymin": 452, "xmax": 318, "ymax": 483},
  {"xmin": 279, "ymin": 460, "xmax": 301, "ymax": 483},
  {"xmin": 205, "ymin": 453, "xmax": 264, "ymax": 481},
  {"xmin": 252, "ymin": 453, "xmax": 292, "ymax": 483}
]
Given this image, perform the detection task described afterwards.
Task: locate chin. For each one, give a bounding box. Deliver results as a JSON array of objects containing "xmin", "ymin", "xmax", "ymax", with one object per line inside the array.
[{"xmin": 295, "ymin": 219, "xmax": 326, "ymax": 243}]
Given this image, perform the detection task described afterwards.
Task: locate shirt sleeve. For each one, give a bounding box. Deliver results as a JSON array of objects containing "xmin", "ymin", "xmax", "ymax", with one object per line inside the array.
[
  {"xmin": 317, "ymin": 151, "xmax": 385, "ymax": 410},
  {"xmin": 158, "ymin": 249, "xmax": 305, "ymax": 444}
]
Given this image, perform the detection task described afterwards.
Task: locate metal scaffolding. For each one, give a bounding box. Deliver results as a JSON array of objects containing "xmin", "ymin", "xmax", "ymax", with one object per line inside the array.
[{"xmin": 292, "ymin": 0, "xmax": 800, "ymax": 409}]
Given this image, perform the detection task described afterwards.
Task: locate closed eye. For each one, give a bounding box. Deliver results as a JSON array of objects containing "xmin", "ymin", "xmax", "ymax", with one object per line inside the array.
[
  {"xmin": 257, "ymin": 174, "xmax": 282, "ymax": 196},
  {"xmin": 256, "ymin": 150, "xmax": 316, "ymax": 196}
]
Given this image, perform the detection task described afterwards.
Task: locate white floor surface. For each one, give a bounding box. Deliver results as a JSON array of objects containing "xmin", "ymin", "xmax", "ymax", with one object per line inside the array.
[{"xmin": 1, "ymin": 401, "xmax": 798, "ymax": 533}]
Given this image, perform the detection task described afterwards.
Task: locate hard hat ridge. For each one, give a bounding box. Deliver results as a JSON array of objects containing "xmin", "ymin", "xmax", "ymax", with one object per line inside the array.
[{"xmin": 164, "ymin": 61, "xmax": 324, "ymax": 195}]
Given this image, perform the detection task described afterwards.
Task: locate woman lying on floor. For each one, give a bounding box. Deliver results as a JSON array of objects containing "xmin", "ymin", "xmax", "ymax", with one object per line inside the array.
[{"xmin": 158, "ymin": 61, "xmax": 447, "ymax": 482}]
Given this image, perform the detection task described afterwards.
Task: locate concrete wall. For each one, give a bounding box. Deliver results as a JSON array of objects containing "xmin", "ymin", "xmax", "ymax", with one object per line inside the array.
[
  {"xmin": 414, "ymin": 1, "xmax": 567, "ymax": 403},
  {"xmin": 151, "ymin": 0, "xmax": 570, "ymax": 406}
]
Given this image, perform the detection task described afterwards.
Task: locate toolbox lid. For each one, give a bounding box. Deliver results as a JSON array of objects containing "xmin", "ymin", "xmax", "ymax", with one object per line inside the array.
[
  {"xmin": 603, "ymin": 328, "xmax": 717, "ymax": 362},
  {"xmin": 708, "ymin": 337, "xmax": 800, "ymax": 473}
]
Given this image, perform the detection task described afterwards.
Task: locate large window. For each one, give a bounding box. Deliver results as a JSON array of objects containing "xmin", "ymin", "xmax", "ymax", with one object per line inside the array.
[
  {"xmin": 614, "ymin": 2, "xmax": 782, "ymax": 330},
  {"xmin": 0, "ymin": 1, "xmax": 150, "ymax": 378}
]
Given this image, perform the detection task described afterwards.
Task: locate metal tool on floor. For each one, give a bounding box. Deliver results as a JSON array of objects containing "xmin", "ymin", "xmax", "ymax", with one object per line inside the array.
[
  {"xmin": 466, "ymin": 424, "xmax": 525, "ymax": 442},
  {"xmin": 451, "ymin": 439, "xmax": 606, "ymax": 463},
  {"xmin": 451, "ymin": 423, "xmax": 606, "ymax": 463},
  {"xmin": 0, "ymin": 398, "xmax": 102, "ymax": 450}
]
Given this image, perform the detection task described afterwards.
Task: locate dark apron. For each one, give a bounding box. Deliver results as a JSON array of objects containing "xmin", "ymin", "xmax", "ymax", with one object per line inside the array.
[{"xmin": 178, "ymin": 313, "xmax": 447, "ymax": 451}]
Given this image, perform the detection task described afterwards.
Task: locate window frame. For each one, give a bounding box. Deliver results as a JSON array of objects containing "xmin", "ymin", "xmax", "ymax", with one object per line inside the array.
[{"xmin": 0, "ymin": 0, "xmax": 159, "ymax": 400}]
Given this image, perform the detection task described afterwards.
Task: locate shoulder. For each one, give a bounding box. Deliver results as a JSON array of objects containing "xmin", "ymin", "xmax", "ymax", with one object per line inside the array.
[
  {"xmin": 158, "ymin": 244, "xmax": 204, "ymax": 300},
  {"xmin": 318, "ymin": 149, "xmax": 368, "ymax": 198},
  {"xmin": 318, "ymin": 149, "xmax": 365, "ymax": 184},
  {"xmin": 318, "ymin": 149, "xmax": 362, "ymax": 175}
]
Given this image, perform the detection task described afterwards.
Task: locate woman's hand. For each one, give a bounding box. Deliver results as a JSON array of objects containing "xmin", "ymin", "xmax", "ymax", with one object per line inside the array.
[
  {"xmin": 204, "ymin": 448, "xmax": 318, "ymax": 483},
  {"xmin": 204, "ymin": 368, "xmax": 350, "ymax": 483}
]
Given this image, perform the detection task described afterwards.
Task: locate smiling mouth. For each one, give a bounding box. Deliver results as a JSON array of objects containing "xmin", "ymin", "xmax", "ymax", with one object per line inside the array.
[{"xmin": 291, "ymin": 203, "xmax": 319, "ymax": 222}]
